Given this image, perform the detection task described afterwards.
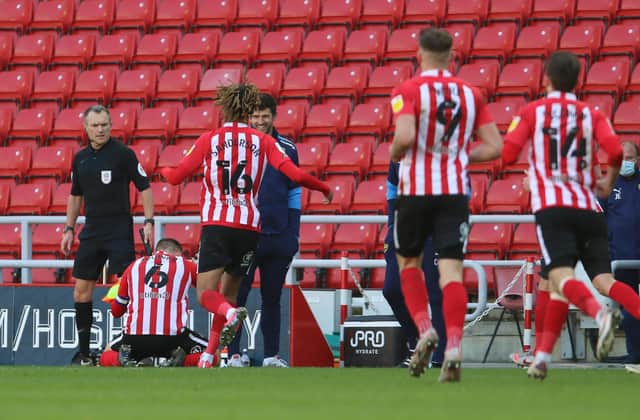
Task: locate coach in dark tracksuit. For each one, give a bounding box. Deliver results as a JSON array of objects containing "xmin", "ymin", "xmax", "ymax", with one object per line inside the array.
[
  {"xmin": 228, "ymin": 94, "xmax": 301, "ymax": 367},
  {"xmin": 384, "ymin": 162, "xmax": 446, "ymax": 366},
  {"xmin": 599, "ymin": 141, "xmax": 640, "ymax": 364},
  {"xmin": 60, "ymin": 105, "xmax": 154, "ymax": 366}
]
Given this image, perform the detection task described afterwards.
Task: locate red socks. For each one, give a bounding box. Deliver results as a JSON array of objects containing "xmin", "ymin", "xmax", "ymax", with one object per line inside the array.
[
  {"xmin": 200, "ymin": 290, "xmax": 233, "ymax": 318},
  {"xmin": 206, "ymin": 315, "xmax": 226, "ymax": 354},
  {"xmin": 561, "ymin": 279, "xmax": 602, "ymax": 319},
  {"xmin": 184, "ymin": 353, "xmax": 202, "ymax": 367},
  {"xmin": 99, "ymin": 350, "xmax": 120, "ymax": 367},
  {"xmin": 537, "ymin": 299, "xmax": 569, "ymax": 355},
  {"xmin": 533, "ymin": 290, "xmax": 550, "ymax": 354},
  {"xmin": 609, "ymin": 281, "xmax": 640, "ymax": 319},
  {"xmin": 399, "ymin": 267, "xmax": 431, "ymax": 334},
  {"xmin": 442, "ymin": 282, "xmax": 468, "ymax": 350}
]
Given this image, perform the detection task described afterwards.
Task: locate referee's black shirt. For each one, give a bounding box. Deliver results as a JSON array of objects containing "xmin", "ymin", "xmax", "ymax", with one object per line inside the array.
[{"xmin": 71, "ymin": 139, "xmax": 150, "ymax": 226}]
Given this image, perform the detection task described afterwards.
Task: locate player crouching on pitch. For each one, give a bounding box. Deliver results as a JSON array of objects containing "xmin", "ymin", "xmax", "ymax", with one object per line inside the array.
[{"xmin": 100, "ymin": 238, "xmax": 210, "ymax": 367}]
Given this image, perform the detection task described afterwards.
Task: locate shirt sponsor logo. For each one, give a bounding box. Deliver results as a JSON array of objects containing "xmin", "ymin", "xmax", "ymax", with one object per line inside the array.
[
  {"xmin": 391, "ymin": 95, "xmax": 404, "ymax": 113},
  {"xmin": 101, "ymin": 170, "xmax": 112, "ymax": 184}
]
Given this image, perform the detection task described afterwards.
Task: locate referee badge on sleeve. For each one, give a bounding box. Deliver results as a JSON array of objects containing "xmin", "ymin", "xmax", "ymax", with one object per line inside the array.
[{"xmin": 101, "ymin": 170, "xmax": 112, "ymax": 184}]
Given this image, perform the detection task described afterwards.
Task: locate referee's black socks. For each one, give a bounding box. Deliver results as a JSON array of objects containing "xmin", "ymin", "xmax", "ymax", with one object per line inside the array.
[{"xmin": 75, "ymin": 302, "xmax": 93, "ymax": 356}]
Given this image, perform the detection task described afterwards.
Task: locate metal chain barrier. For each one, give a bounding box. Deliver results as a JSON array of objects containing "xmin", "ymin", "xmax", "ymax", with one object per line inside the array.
[{"xmin": 348, "ymin": 266, "xmax": 378, "ymax": 313}]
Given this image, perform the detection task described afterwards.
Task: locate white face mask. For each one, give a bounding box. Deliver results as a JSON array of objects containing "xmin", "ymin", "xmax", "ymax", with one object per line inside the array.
[{"xmin": 620, "ymin": 160, "xmax": 637, "ymax": 177}]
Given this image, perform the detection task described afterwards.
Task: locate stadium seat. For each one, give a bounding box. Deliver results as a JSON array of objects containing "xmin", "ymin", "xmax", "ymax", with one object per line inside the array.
[
  {"xmin": 325, "ymin": 253, "xmax": 367, "ymax": 289},
  {"xmin": 153, "ymin": 69, "xmax": 200, "ymax": 109},
  {"xmin": 0, "ymin": 108, "xmax": 13, "ymax": 142},
  {"xmin": 487, "ymin": 0, "xmax": 532, "ymax": 25},
  {"xmin": 163, "ymin": 223, "xmax": 200, "ymax": 257},
  {"xmin": 584, "ymin": 94, "xmax": 614, "ymax": 119},
  {"xmin": 444, "ymin": 0, "xmax": 490, "ymax": 26},
  {"xmin": 456, "ymin": 62, "xmax": 500, "ymax": 101},
  {"xmin": 297, "ymin": 142, "xmax": 329, "ymax": 177},
  {"xmin": 467, "ymin": 223, "xmax": 513, "ymax": 258},
  {"xmin": 511, "ymin": 23, "xmax": 560, "ymax": 61},
  {"xmin": 109, "ymin": 107, "xmax": 138, "ymax": 142},
  {"xmin": 359, "ymin": 0, "xmax": 405, "ymax": 28},
  {"xmin": 301, "ymin": 103, "xmax": 349, "ymax": 142},
  {"xmin": 296, "ymin": 29, "xmax": 346, "ymax": 69},
  {"xmin": 48, "ymin": 182, "xmax": 72, "ymax": 215},
  {"xmin": 131, "ymin": 33, "xmax": 178, "ymax": 73},
  {"xmin": 28, "ymin": 145, "xmax": 74, "ymax": 181},
  {"xmin": 8, "ymin": 183, "xmax": 52, "ymax": 215},
  {"xmin": 463, "ymin": 252, "xmax": 496, "ymax": 296},
  {"xmin": 233, "ymin": 0, "xmax": 278, "ymax": 31},
  {"xmin": 599, "ymin": 23, "xmax": 640, "ymax": 61},
  {"xmin": 194, "ymin": 68, "xmax": 243, "ymax": 105},
  {"xmin": 9, "ymin": 32, "xmax": 56, "ymax": 71},
  {"xmin": 299, "ymin": 223, "xmax": 334, "ymax": 258},
  {"xmin": 350, "ymin": 179, "xmax": 386, "ymax": 214},
  {"xmin": 342, "ymin": 29, "xmax": 388, "ymax": 68},
  {"xmin": 0, "ymin": 34, "xmax": 13, "ymax": 69},
  {"xmin": 111, "ymin": 70, "xmax": 158, "ymax": 109},
  {"xmin": 469, "ymin": 174, "xmax": 489, "ymax": 214},
  {"xmin": 319, "ymin": 65, "xmax": 369, "ymax": 107},
  {"xmin": 369, "ymin": 142, "xmax": 391, "ymax": 176},
  {"xmin": 274, "ymin": 0, "xmax": 321, "ymax": 31},
  {"xmin": 90, "ymin": 34, "xmax": 137, "ymax": 72},
  {"xmin": 279, "ymin": 66, "xmax": 327, "ymax": 105},
  {"xmin": 134, "ymin": 182, "xmax": 178, "ymax": 215},
  {"xmin": 0, "ymin": 224, "xmax": 21, "ymax": 257},
  {"xmin": 317, "ymin": 0, "xmax": 362, "ymax": 30},
  {"xmin": 176, "ymin": 181, "xmax": 200, "ymax": 214},
  {"xmin": 245, "ymin": 67, "xmax": 284, "ymax": 99},
  {"xmin": 558, "ymin": 24, "xmax": 603, "ymax": 64},
  {"xmin": 330, "ymin": 223, "xmax": 378, "ymax": 258},
  {"xmin": 112, "ymin": 0, "xmax": 157, "ymax": 34},
  {"xmin": 30, "ymin": 0, "xmax": 75, "ymax": 34},
  {"xmin": 131, "ymin": 107, "xmax": 179, "ymax": 144},
  {"xmin": 70, "ymin": 69, "xmax": 117, "ymax": 107},
  {"xmin": 344, "ymin": 103, "xmax": 391, "ymax": 145},
  {"xmin": 468, "ymin": 25, "xmax": 517, "ymax": 66},
  {"xmin": 574, "ymin": 0, "xmax": 619, "ymax": 24},
  {"xmin": 0, "ymin": 71, "xmax": 34, "ymax": 108},
  {"xmin": 0, "ymin": 146, "xmax": 31, "ymax": 180},
  {"xmin": 32, "ymin": 224, "xmax": 67, "ymax": 255},
  {"xmin": 0, "ymin": 183, "xmax": 10, "ymax": 215},
  {"xmin": 275, "ymin": 103, "xmax": 307, "ymax": 139},
  {"xmin": 172, "ymin": 32, "xmax": 218, "ymax": 73},
  {"xmin": 582, "ymin": 59, "xmax": 630, "ymax": 101},
  {"xmin": 29, "ymin": 70, "xmax": 76, "ymax": 110},
  {"xmin": 486, "ymin": 100, "xmax": 524, "ymax": 133},
  {"xmin": 529, "ymin": 0, "xmax": 576, "ymax": 24},
  {"xmin": 617, "ymin": 0, "xmax": 640, "ymax": 22},
  {"xmin": 484, "ymin": 178, "xmax": 530, "ymax": 214},
  {"xmin": 157, "ymin": 144, "xmax": 192, "ymax": 173},
  {"xmin": 495, "ymin": 61, "xmax": 543, "ymax": 100},
  {"xmin": 325, "ymin": 141, "xmax": 372, "ymax": 180},
  {"xmin": 7, "ymin": 109, "xmax": 55, "ymax": 148},
  {"xmin": 0, "ymin": 0, "xmax": 34, "ymax": 34},
  {"xmin": 401, "ymin": 0, "xmax": 445, "ymax": 27},
  {"xmin": 213, "ymin": 31, "xmax": 261, "ymax": 69},
  {"xmin": 129, "ymin": 144, "xmax": 159, "ymax": 178},
  {"xmin": 175, "ymin": 106, "xmax": 219, "ymax": 140},
  {"xmin": 49, "ymin": 34, "xmax": 97, "ymax": 72},
  {"xmin": 192, "ymin": 0, "xmax": 237, "ymax": 33},
  {"xmin": 152, "ymin": 0, "xmax": 196, "ymax": 34},
  {"xmin": 614, "ymin": 100, "xmax": 640, "ymax": 133},
  {"xmin": 255, "ymin": 30, "xmax": 303, "ymax": 71},
  {"xmin": 383, "ymin": 28, "xmax": 420, "ymax": 66},
  {"xmin": 362, "ymin": 64, "xmax": 413, "ymax": 103},
  {"xmin": 508, "ymin": 223, "xmax": 540, "ymax": 257},
  {"xmin": 444, "ymin": 25, "xmax": 474, "ymax": 64},
  {"xmin": 624, "ymin": 63, "xmax": 640, "ymax": 100},
  {"xmin": 71, "ymin": 0, "xmax": 116, "ymax": 35},
  {"xmin": 306, "ymin": 179, "xmax": 354, "ymax": 214}
]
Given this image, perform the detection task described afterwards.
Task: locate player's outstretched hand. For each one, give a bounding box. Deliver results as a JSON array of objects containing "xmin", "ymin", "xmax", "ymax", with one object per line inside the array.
[{"xmin": 323, "ymin": 189, "xmax": 333, "ymax": 204}]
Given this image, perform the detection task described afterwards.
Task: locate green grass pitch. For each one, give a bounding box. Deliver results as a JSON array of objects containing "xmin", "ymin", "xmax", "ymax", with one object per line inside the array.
[{"xmin": 1, "ymin": 367, "xmax": 638, "ymax": 419}]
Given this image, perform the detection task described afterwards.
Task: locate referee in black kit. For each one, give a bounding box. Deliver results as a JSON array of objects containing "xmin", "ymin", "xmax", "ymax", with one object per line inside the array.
[{"xmin": 60, "ymin": 105, "xmax": 155, "ymax": 366}]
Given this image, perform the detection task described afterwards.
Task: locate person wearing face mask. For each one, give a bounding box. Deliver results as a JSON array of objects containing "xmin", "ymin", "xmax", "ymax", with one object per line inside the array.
[{"xmin": 599, "ymin": 141, "xmax": 640, "ymax": 370}]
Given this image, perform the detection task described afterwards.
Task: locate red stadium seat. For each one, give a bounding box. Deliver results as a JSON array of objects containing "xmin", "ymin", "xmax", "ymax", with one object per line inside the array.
[
  {"xmin": 319, "ymin": 65, "xmax": 369, "ymax": 106},
  {"xmin": 32, "ymin": 224, "xmax": 67, "ymax": 255},
  {"xmin": 296, "ymin": 29, "xmax": 346, "ymax": 69},
  {"xmin": 512, "ymin": 23, "xmax": 560, "ymax": 61},
  {"xmin": 0, "ymin": 224, "xmax": 21, "ymax": 257},
  {"xmin": 486, "ymin": 99, "xmax": 524, "ymax": 133},
  {"xmin": 131, "ymin": 33, "xmax": 178, "ymax": 73},
  {"xmin": 582, "ymin": 59, "xmax": 631, "ymax": 101},
  {"xmin": 342, "ymin": 29, "xmax": 388, "ymax": 68},
  {"xmin": 0, "ymin": 183, "xmax": 10, "ymax": 215},
  {"xmin": 0, "ymin": 71, "xmax": 34, "ymax": 108},
  {"xmin": 7, "ymin": 109, "xmax": 55, "ymax": 147},
  {"xmin": 90, "ymin": 34, "xmax": 137, "ymax": 72},
  {"xmin": 8, "ymin": 183, "xmax": 52, "ymax": 215},
  {"xmin": 360, "ymin": 0, "xmax": 405, "ymax": 28},
  {"xmin": 467, "ymin": 223, "xmax": 513, "ymax": 258},
  {"xmin": 153, "ymin": 69, "xmax": 200, "ymax": 109},
  {"xmin": 403, "ymin": 0, "xmax": 446, "ymax": 27},
  {"xmin": 255, "ymin": 30, "xmax": 303, "ymax": 71},
  {"xmin": 176, "ymin": 181, "xmax": 200, "ymax": 214},
  {"xmin": 508, "ymin": 223, "xmax": 540, "ymax": 257},
  {"xmin": 558, "ymin": 24, "xmax": 603, "ymax": 64},
  {"xmin": 0, "ymin": 0, "xmax": 33, "ymax": 34},
  {"xmin": 444, "ymin": 25, "xmax": 474, "ymax": 64},
  {"xmin": 625, "ymin": 63, "xmax": 640, "ymax": 100},
  {"xmin": 70, "ymin": 69, "xmax": 117, "ymax": 107},
  {"xmin": 0, "ymin": 109, "xmax": 13, "ymax": 142},
  {"xmin": 299, "ymin": 223, "xmax": 334, "ymax": 258},
  {"xmin": 275, "ymin": 103, "xmax": 307, "ymax": 139},
  {"xmin": 245, "ymin": 67, "xmax": 284, "ymax": 99},
  {"xmin": 112, "ymin": 0, "xmax": 156, "ymax": 34},
  {"xmin": 48, "ymin": 182, "xmax": 72, "ymax": 214},
  {"xmin": 574, "ymin": 0, "xmax": 618, "ymax": 24},
  {"xmin": 134, "ymin": 182, "xmax": 178, "ymax": 215},
  {"xmin": 157, "ymin": 144, "xmax": 192, "ymax": 174},
  {"xmin": 153, "ymin": 0, "xmax": 196, "ymax": 33},
  {"xmin": 9, "ymin": 32, "xmax": 55, "ymax": 71},
  {"xmin": 529, "ymin": 0, "xmax": 576, "ymax": 24},
  {"xmin": 325, "ymin": 141, "xmax": 372, "ymax": 180},
  {"xmin": 111, "ymin": 70, "xmax": 158, "ymax": 109},
  {"xmin": 28, "ymin": 145, "xmax": 74, "ymax": 181},
  {"xmin": 306, "ymin": 179, "xmax": 354, "ymax": 214},
  {"xmin": 109, "ymin": 108, "xmax": 138, "ymax": 142},
  {"xmin": 193, "ymin": 0, "xmax": 237, "ymax": 33},
  {"xmin": 350, "ymin": 179, "xmax": 386, "ymax": 214},
  {"xmin": 233, "ymin": 0, "xmax": 278, "ymax": 31},
  {"xmin": 297, "ymin": 142, "xmax": 329, "ymax": 177},
  {"xmin": 617, "ymin": 0, "xmax": 640, "ymax": 22},
  {"xmin": 583, "ymin": 94, "xmax": 614, "ymax": 119},
  {"xmin": 29, "ymin": 70, "xmax": 76, "ymax": 110},
  {"xmin": 614, "ymin": 100, "xmax": 640, "ymax": 133},
  {"xmin": 456, "ymin": 62, "xmax": 500, "ymax": 101},
  {"xmin": 317, "ymin": 0, "xmax": 362, "ymax": 30},
  {"xmin": 469, "ymin": 25, "xmax": 516, "ymax": 66},
  {"xmin": 30, "ymin": 0, "xmax": 75, "ymax": 34},
  {"xmin": 369, "ymin": 142, "xmax": 391, "ymax": 175},
  {"xmin": 0, "ymin": 146, "xmax": 31, "ymax": 180},
  {"xmin": 275, "ymin": 0, "xmax": 320, "ymax": 31},
  {"xmin": 163, "ymin": 223, "xmax": 200, "ymax": 257},
  {"xmin": 129, "ymin": 144, "xmax": 159, "ymax": 178},
  {"xmin": 463, "ymin": 252, "xmax": 496, "ymax": 295},
  {"xmin": 487, "ymin": 0, "xmax": 532, "ymax": 25},
  {"xmin": 599, "ymin": 23, "xmax": 640, "ymax": 61},
  {"xmin": 279, "ymin": 66, "xmax": 327, "ymax": 105},
  {"xmin": 484, "ymin": 178, "xmax": 530, "ymax": 214},
  {"xmin": 344, "ymin": 103, "xmax": 391, "ymax": 144},
  {"xmin": 469, "ymin": 175, "xmax": 489, "ymax": 214},
  {"xmin": 132, "ymin": 107, "xmax": 179, "ymax": 144},
  {"xmin": 175, "ymin": 106, "xmax": 219, "ymax": 140},
  {"xmin": 383, "ymin": 28, "xmax": 420, "ymax": 66},
  {"xmin": 194, "ymin": 68, "xmax": 242, "ymax": 105},
  {"xmin": 49, "ymin": 34, "xmax": 97, "ymax": 72},
  {"xmin": 445, "ymin": 0, "xmax": 490, "ymax": 26},
  {"xmin": 330, "ymin": 223, "xmax": 378, "ymax": 257},
  {"xmin": 0, "ymin": 34, "xmax": 13, "ymax": 69},
  {"xmin": 362, "ymin": 64, "xmax": 412, "ymax": 103},
  {"xmin": 72, "ymin": 0, "xmax": 116, "ymax": 35},
  {"xmin": 301, "ymin": 103, "xmax": 349, "ymax": 141},
  {"xmin": 172, "ymin": 32, "xmax": 219, "ymax": 72},
  {"xmin": 495, "ymin": 61, "xmax": 543, "ymax": 100},
  {"xmin": 213, "ymin": 31, "xmax": 261, "ymax": 69}
]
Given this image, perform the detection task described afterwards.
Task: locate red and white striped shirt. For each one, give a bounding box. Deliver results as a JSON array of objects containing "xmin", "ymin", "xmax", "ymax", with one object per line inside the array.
[
  {"xmin": 115, "ymin": 252, "xmax": 197, "ymax": 336},
  {"xmin": 391, "ymin": 69, "xmax": 494, "ymax": 196},
  {"xmin": 503, "ymin": 91, "xmax": 623, "ymax": 213}
]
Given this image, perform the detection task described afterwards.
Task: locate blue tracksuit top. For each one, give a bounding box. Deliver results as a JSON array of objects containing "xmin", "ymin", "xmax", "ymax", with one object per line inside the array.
[
  {"xmin": 385, "ymin": 161, "xmax": 400, "ymax": 244},
  {"xmin": 257, "ymin": 127, "xmax": 301, "ymax": 236}
]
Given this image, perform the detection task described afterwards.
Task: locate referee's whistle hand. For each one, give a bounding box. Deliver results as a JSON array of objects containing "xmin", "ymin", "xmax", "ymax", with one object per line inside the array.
[{"xmin": 60, "ymin": 232, "xmax": 73, "ymax": 256}]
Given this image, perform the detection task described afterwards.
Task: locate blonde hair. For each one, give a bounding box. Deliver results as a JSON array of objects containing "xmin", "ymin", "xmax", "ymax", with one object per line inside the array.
[{"xmin": 215, "ymin": 83, "xmax": 261, "ymax": 122}]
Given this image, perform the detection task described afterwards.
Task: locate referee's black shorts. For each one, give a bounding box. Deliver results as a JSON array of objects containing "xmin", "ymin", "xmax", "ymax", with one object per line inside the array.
[
  {"xmin": 198, "ymin": 225, "xmax": 259, "ymax": 276},
  {"xmin": 109, "ymin": 328, "xmax": 208, "ymax": 360},
  {"xmin": 535, "ymin": 207, "xmax": 611, "ymax": 279},
  {"xmin": 394, "ymin": 194, "xmax": 470, "ymax": 259},
  {"xmin": 73, "ymin": 222, "xmax": 135, "ymax": 280}
]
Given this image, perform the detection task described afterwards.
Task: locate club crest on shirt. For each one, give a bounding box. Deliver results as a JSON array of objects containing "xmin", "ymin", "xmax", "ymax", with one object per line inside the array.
[
  {"xmin": 507, "ymin": 116, "xmax": 521, "ymax": 133},
  {"xmin": 391, "ymin": 94, "xmax": 404, "ymax": 113},
  {"xmin": 101, "ymin": 170, "xmax": 112, "ymax": 184}
]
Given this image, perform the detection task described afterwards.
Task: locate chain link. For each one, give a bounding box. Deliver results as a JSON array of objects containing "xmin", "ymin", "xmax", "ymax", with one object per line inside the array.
[{"xmin": 348, "ymin": 267, "xmax": 378, "ymax": 313}]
